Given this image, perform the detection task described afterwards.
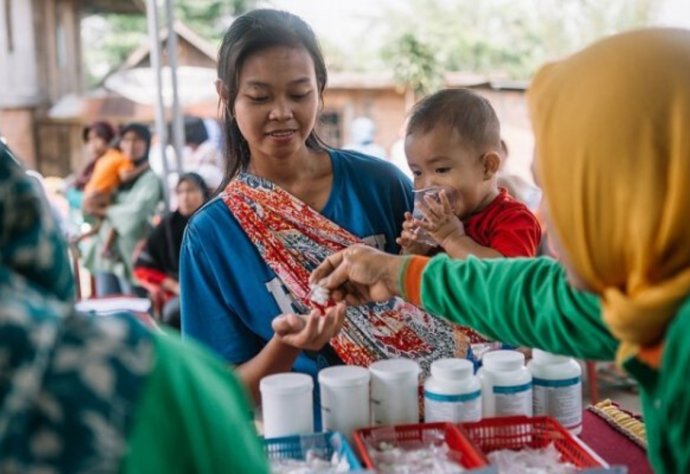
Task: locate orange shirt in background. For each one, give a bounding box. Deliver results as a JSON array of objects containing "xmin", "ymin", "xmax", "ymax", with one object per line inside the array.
[{"xmin": 84, "ymin": 149, "xmax": 132, "ymax": 195}]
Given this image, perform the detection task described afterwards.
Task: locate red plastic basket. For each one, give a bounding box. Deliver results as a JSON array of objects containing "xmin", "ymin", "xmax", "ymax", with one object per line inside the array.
[
  {"xmin": 353, "ymin": 422, "xmax": 488, "ymax": 470},
  {"xmin": 459, "ymin": 416, "xmax": 607, "ymax": 468}
]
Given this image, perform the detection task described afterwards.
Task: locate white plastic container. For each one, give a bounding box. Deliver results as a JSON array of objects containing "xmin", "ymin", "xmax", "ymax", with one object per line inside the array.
[
  {"xmin": 528, "ymin": 349, "xmax": 583, "ymax": 435},
  {"xmin": 318, "ymin": 366, "xmax": 371, "ymax": 439},
  {"xmin": 370, "ymin": 358, "xmax": 420, "ymax": 426},
  {"xmin": 424, "ymin": 358, "xmax": 482, "ymax": 423},
  {"xmin": 478, "ymin": 350, "xmax": 532, "ymax": 418},
  {"xmin": 260, "ymin": 373, "xmax": 314, "ymax": 438}
]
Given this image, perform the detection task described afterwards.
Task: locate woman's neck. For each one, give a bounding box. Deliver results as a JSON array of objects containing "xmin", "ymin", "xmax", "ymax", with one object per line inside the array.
[
  {"xmin": 248, "ymin": 147, "xmax": 328, "ymax": 186},
  {"xmin": 247, "ymin": 146, "xmax": 333, "ymax": 211}
]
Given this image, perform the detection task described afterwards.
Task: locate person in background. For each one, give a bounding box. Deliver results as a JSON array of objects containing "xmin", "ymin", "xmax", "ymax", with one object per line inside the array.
[
  {"xmin": 75, "ymin": 123, "xmax": 149, "ymax": 257},
  {"xmin": 65, "ymin": 122, "xmax": 117, "ymax": 235},
  {"xmin": 81, "ymin": 123, "xmax": 163, "ymax": 296},
  {"xmin": 399, "ymin": 88, "xmax": 541, "ymax": 259},
  {"xmin": 134, "ymin": 173, "xmax": 210, "ymax": 329},
  {"xmin": 307, "ymin": 28, "xmax": 690, "ymax": 474},
  {"xmin": 387, "ymin": 118, "xmax": 414, "ymax": 180},
  {"xmin": 70, "ymin": 122, "xmax": 117, "ymax": 199},
  {"xmin": 181, "ymin": 116, "xmax": 225, "ymax": 192},
  {"xmin": 343, "ymin": 116, "xmax": 387, "ymax": 160},
  {"xmin": 496, "ymin": 138, "xmax": 542, "ymax": 212},
  {"xmin": 0, "ymin": 141, "xmax": 268, "ymax": 473},
  {"xmin": 180, "ymin": 9, "xmax": 475, "ymax": 411}
]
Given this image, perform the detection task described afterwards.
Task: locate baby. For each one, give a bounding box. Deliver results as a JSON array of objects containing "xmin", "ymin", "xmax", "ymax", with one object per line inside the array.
[{"xmin": 398, "ymin": 88, "xmax": 541, "ymax": 258}]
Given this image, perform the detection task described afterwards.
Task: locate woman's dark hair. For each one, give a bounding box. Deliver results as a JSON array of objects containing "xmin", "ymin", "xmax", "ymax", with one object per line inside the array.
[
  {"xmin": 216, "ymin": 9, "xmax": 328, "ymax": 188},
  {"xmin": 177, "ymin": 172, "xmax": 211, "ymax": 202},
  {"xmin": 82, "ymin": 121, "xmax": 116, "ymax": 144}
]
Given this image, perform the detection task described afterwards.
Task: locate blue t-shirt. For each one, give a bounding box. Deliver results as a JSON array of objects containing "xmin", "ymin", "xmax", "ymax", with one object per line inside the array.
[{"xmin": 180, "ymin": 149, "xmax": 413, "ymax": 378}]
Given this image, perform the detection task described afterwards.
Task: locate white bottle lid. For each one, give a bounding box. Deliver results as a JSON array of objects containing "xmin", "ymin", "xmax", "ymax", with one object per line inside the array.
[
  {"xmin": 318, "ymin": 366, "xmax": 371, "ymax": 388},
  {"xmin": 532, "ymin": 349, "xmax": 571, "ymax": 364},
  {"xmin": 430, "ymin": 358, "xmax": 473, "ymax": 381},
  {"xmin": 260, "ymin": 373, "xmax": 313, "ymax": 395},
  {"xmin": 369, "ymin": 358, "xmax": 420, "ymax": 381},
  {"xmin": 483, "ymin": 350, "xmax": 525, "ymax": 372}
]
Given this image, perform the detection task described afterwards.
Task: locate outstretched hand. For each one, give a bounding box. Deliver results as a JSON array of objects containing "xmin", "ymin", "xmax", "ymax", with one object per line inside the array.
[
  {"xmin": 309, "ymin": 244, "xmax": 405, "ymax": 305},
  {"xmin": 272, "ymin": 303, "xmax": 346, "ymax": 351}
]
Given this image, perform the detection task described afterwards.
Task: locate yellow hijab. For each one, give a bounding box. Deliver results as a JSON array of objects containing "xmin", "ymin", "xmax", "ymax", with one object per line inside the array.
[{"xmin": 528, "ymin": 28, "xmax": 690, "ymax": 367}]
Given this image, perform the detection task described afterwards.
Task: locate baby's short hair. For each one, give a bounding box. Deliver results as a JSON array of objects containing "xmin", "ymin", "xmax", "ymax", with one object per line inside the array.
[{"xmin": 407, "ymin": 88, "xmax": 501, "ymax": 152}]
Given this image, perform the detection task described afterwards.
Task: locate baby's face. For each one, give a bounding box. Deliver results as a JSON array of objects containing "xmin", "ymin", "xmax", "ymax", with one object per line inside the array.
[{"xmin": 405, "ymin": 128, "xmax": 493, "ymax": 219}]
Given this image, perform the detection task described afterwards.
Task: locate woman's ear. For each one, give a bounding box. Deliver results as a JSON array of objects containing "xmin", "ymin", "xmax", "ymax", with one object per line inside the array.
[{"xmin": 482, "ymin": 151, "xmax": 501, "ymax": 179}]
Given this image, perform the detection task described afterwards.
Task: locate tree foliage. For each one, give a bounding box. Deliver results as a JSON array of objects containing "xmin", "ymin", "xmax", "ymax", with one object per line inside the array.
[
  {"xmin": 382, "ymin": 33, "xmax": 442, "ymax": 96},
  {"xmin": 83, "ymin": 0, "xmax": 660, "ymax": 90},
  {"xmin": 82, "ymin": 0, "xmax": 256, "ymax": 87},
  {"xmin": 378, "ymin": 0, "xmax": 659, "ymax": 93}
]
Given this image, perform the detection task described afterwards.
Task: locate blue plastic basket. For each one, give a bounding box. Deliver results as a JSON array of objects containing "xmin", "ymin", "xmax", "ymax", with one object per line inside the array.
[{"xmin": 264, "ymin": 431, "xmax": 363, "ymax": 471}]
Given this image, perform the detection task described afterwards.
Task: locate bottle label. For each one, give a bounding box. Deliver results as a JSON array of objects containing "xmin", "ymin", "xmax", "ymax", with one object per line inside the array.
[
  {"xmin": 493, "ymin": 382, "xmax": 532, "ymax": 416},
  {"xmin": 424, "ymin": 390, "xmax": 482, "ymax": 422},
  {"xmin": 533, "ymin": 376, "xmax": 582, "ymax": 429}
]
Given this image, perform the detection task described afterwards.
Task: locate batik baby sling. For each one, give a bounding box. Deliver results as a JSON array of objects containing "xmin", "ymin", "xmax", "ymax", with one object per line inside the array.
[{"xmin": 223, "ymin": 173, "xmax": 484, "ymax": 374}]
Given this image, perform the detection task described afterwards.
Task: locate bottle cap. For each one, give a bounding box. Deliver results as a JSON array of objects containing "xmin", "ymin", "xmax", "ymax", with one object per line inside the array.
[
  {"xmin": 483, "ymin": 350, "xmax": 525, "ymax": 372},
  {"xmin": 430, "ymin": 358, "xmax": 473, "ymax": 381}
]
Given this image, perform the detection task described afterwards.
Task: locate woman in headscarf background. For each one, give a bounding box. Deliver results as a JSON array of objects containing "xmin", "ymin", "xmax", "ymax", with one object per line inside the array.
[
  {"xmin": 81, "ymin": 123, "xmax": 163, "ymax": 296},
  {"xmin": 307, "ymin": 28, "xmax": 690, "ymax": 473},
  {"xmin": 134, "ymin": 172, "xmax": 210, "ymax": 329},
  {"xmin": 0, "ymin": 141, "xmax": 267, "ymax": 473}
]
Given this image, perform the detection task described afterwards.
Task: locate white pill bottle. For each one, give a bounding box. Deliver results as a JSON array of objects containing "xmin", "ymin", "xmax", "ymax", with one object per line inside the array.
[
  {"xmin": 478, "ymin": 350, "xmax": 532, "ymax": 418},
  {"xmin": 369, "ymin": 358, "xmax": 420, "ymax": 425},
  {"xmin": 424, "ymin": 358, "xmax": 482, "ymax": 423},
  {"xmin": 527, "ymin": 349, "xmax": 583, "ymax": 434},
  {"xmin": 260, "ymin": 373, "xmax": 314, "ymax": 438}
]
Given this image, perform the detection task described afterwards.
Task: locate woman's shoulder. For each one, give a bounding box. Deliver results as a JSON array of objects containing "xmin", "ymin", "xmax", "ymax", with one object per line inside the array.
[
  {"xmin": 184, "ymin": 197, "xmax": 238, "ymax": 239},
  {"xmin": 330, "ymin": 148, "xmax": 412, "ymax": 185}
]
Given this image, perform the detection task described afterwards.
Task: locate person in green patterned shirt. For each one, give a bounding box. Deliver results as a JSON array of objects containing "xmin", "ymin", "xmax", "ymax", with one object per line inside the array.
[
  {"xmin": 307, "ymin": 28, "xmax": 690, "ymax": 474},
  {"xmin": 0, "ymin": 142, "xmax": 268, "ymax": 472}
]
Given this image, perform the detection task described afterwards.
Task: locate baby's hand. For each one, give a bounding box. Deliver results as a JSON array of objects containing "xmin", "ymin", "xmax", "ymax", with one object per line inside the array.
[
  {"xmin": 396, "ymin": 212, "xmax": 435, "ymax": 255},
  {"xmin": 417, "ymin": 190, "xmax": 466, "ymax": 247}
]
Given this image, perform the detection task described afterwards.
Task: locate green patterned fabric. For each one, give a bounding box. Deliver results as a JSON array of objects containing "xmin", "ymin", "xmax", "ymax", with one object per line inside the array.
[{"xmin": 0, "ymin": 143, "xmax": 74, "ymax": 301}]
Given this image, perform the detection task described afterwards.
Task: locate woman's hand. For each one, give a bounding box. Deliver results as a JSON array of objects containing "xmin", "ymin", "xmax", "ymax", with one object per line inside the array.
[
  {"xmin": 309, "ymin": 244, "xmax": 405, "ymax": 305},
  {"xmin": 271, "ymin": 303, "xmax": 346, "ymax": 351}
]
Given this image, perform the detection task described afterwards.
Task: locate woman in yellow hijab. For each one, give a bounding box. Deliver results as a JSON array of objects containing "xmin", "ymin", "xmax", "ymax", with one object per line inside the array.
[{"xmin": 301, "ymin": 28, "xmax": 690, "ymax": 473}]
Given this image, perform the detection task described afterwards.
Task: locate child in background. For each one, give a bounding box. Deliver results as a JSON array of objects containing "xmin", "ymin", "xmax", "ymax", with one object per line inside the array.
[
  {"xmin": 77, "ymin": 122, "xmax": 149, "ymax": 256},
  {"xmin": 398, "ymin": 88, "xmax": 541, "ymax": 258}
]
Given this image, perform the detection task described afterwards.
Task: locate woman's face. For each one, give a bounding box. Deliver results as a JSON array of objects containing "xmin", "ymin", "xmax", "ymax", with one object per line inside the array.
[
  {"xmin": 120, "ymin": 131, "xmax": 148, "ymax": 161},
  {"xmin": 232, "ymin": 45, "xmax": 320, "ymax": 162},
  {"xmin": 176, "ymin": 180, "xmax": 205, "ymax": 217}
]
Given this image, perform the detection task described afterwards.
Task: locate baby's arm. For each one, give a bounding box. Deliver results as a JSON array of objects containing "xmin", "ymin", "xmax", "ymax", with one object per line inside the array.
[
  {"xmin": 441, "ymin": 233, "xmax": 503, "ymax": 259},
  {"xmin": 119, "ymin": 161, "xmax": 150, "ymax": 183}
]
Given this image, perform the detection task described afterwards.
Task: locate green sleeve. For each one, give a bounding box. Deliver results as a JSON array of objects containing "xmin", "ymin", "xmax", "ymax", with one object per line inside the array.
[
  {"xmin": 419, "ymin": 255, "xmax": 618, "ymax": 360},
  {"xmin": 121, "ymin": 330, "xmax": 269, "ymax": 474},
  {"xmin": 652, "ymin": 299, "xmax": 690, "ymax": 473}
]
